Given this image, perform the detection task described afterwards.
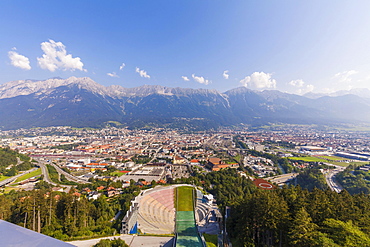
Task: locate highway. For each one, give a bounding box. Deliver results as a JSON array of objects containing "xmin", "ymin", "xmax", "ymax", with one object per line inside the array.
[
  {"xmin": 50, "ymin": 162, "xmax": 90, "ymax": 184},
  {"xmin": 324, "ymin": 163, "xmax": 345, "ymax": 193},
  {"xmin": 266, "ymin": 164, "xmax": 345, "ymax": 193},
  {"xmin": 34, "ymin": 158, "xmax": 83, "ymax": 193},
  {"xmin": 0, "ymin": 167, "xmax": 38, "ymax": 187},
  {"xmin": 32, "ymin": 156, "xmax": 89, "ymax": 184},
  {"xmin": 267, "ymin": 173, "xmax": 298, "ymax": 185},
  {"xmin": 38, "ymin": 162, "xmax": 58, "ymax": 186},
  {"xmin": 38, "ymin": 162, "xmax": 73, "ymax": 193}
]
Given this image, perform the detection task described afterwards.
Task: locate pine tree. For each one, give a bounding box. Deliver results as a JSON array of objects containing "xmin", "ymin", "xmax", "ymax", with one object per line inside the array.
[{"xmin": 289, "ymin": 207, "xmax": 319, "ymax": 246}]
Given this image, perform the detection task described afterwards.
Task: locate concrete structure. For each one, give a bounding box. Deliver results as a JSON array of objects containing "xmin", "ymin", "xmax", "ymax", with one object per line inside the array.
[
  {"xmin": 121, "ymin": 202, "xmax": 139, "ymax": 234},
  {"xmin": 0, "ymin": 220, "xmax": 74, "ymax": 247},
  {"xmin": 335, "ymin": 152, "xmax": 369, "ymax": 161}
]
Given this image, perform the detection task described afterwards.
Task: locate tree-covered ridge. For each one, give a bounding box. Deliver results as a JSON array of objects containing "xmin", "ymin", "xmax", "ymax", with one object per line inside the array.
[
  {"xmin": 227, "ymin": 186, "xmax": 370, "ymax": 247},
  {"xmin": 174, "ymin": 167, "xmax": 370, "ymax": 246},
  {"xmin": 0, "ymin": 147, "xmax": 34, "ymax": 176},
  {"xmin": 336, "ymin": 164, "xmax": 370, "ymax": 195},
  {"xmin": 295, "ymin": 168, "xmax": 329, "ymax": 191}
]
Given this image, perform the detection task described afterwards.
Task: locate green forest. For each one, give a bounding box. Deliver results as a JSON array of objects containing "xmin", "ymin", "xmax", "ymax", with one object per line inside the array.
[
  {"xmin": 337, "ymin": 164, "xmax": 370, "ymax": 194},
  {"xmin": 0, "ymin": 185, "xmax": 140, "ymax": 241},
  {"xmin": 295, "ymin": 168, "xmax": 329, "ymax": 191},
  {"xmin": 0, "ymin": 147, "xmax": 34, "ymax": 176},
  {"xmin": 227, "ymin": 186, "xmax": 370, "ymax": 246},
  {"xmin": 177, "ymin": 168, "xmax": 370, "ymax": 246}
]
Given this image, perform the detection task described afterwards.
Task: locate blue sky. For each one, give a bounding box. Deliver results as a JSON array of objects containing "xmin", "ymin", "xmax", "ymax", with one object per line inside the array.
[{"xmin": 1, "ymin": 1, "xmax": 370, "ymax": 94}]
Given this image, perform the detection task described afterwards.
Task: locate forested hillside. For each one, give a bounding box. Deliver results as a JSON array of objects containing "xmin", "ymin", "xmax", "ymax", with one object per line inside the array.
[
  {"xmin": 0, "ymin": 147, "xmax": 34, "ymax": 176},
  {"xmin": 337, "ymin": 164, "xmax": 370, "ymax": 195},
  {"xmin": 227, "ymin": 186, "xmax": 370, "ymax": 246},
  {"xmin": 176, "ymin": 168, "xmax": 370, "ymax": 246},
  {"xmin": 0, "ymin": 184, "xmax": 140, "ymax": 241}
]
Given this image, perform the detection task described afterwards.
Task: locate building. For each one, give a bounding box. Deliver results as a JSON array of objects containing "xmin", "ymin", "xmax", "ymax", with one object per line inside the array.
[{"xmin": 173, "ymin": 155, "xmax": 186, "ymax": 165}]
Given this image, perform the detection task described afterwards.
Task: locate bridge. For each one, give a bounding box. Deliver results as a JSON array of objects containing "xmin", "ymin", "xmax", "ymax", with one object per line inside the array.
[{"xmin": 266, "ymin": 173, "xmax": 298, "ymax": 186}]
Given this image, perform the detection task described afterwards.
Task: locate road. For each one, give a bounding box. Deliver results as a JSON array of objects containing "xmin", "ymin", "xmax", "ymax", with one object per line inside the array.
[
  {"xmin": 266, "ymin": 172, "xmax": 298, "ymax": 185},
  {"xmin": 38, "ymin": 162, "xmax": 58, "ymax": 186},
  {"xmin": 266, "ymin": 164, "xmax": 345, "ymax": 193},
  {"xmin": 148, "ymin": 147, "xmax": 162, "ymax": 163},
  {"xmin": 324, "ymin": 163, "xmax": 345, "ymax": 193},
  {"xmin": 0, "ymin": 167, "xmax": 38, "ymax": 187},
  {"xmin": 33, "ymin": 156, "xmax": 90, "ymax": 184},
  {"xmin": 34, "ymin": 158, "xmax": 73, "ymax": 193},
  {"xmin": 50, "ymin": 163, "xmax": 90, "ymax": 184}
]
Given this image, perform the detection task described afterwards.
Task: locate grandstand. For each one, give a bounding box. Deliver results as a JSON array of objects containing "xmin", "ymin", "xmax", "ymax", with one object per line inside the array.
[
  {"xmin": 121, "ymin": 202, "xmax": 139, "ymax": 234},
  {"xmin": 121, "ymin": 184, "xmax": 214, "ymax": 247},
  {"xmin": 195, "ymin": 190, "xmax": 221, "ymax": 236},
  {"xmin": 137, "ymin": 186, "xmax": 176, "ymax": 235}
]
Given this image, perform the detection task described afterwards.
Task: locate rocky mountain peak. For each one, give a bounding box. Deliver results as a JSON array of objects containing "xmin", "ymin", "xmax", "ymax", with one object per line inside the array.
[{"xmin": 0, "ymin": 77, "xmax": 108, "ymax": 99}]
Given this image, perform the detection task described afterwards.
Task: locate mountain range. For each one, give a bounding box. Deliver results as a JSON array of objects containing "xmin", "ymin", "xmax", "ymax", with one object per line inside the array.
[{"xmin": 0, "ymin": 76, "xmax": 370, "ymax": 130}]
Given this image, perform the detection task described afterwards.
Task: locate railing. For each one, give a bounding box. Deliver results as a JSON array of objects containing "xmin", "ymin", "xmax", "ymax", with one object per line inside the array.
[
  {"xmin": 174, "ymin": 187, "xmax": 178, "ymax": 247},
  {"xmin": 173, "ymin": 233, "xmax": 178, "ymax": 247},
  {"xmin": 193, "ymin": 187, "xmax": 206, "ymax": 247}
]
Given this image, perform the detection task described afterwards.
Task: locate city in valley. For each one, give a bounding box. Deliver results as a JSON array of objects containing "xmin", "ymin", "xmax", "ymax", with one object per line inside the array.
[
  {"xmin": 2, "ymin": 124, "xmax": 370, "ymax": 246},
  {"xmin": 2, "ymin": 125, "xmax": 370, "ymax": 188}
]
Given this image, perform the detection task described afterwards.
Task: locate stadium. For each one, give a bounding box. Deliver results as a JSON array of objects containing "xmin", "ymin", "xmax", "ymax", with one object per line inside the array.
[{"xmin": 121, "ymin": 184, "xmax": 222, "ymax": 247}]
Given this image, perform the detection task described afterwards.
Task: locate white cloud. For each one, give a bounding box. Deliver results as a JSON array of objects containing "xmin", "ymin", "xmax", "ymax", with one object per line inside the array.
[
  {"xmin": 119, "ymin": 63, "xmax": 125, "ymax": 70},
  {"xmin": 8, "ymin": 49, "xmax": 31, "ymax": 70},
  {"xmin": 305, "ymin": 84, "xmax": 315, "ymax": 92},
  {"xmin": 107, "ymin": 72, "xmax": 119, "ymax": 78},
  {"xmin": 135, "ymin": 67, "xmax": 150, "ymax": 78},
  {"xmin": 223, "ymin": 70, "xmax": 229, "ymax": 79},
  {"xmin": 182, "ymin": 76, "xmax": 190, "ymax": 81},
  {"xmin": 37, "ymin": 39, "xmax": 86, "ymax": 72},
  {"xmin": 289, "ymin": 79, "xmax": 305, "ymax": 87},
  {"xmin": 240, "ymin": 72, "xmax": 276, "ymax": 89},
  {"xmin": 288, "ymin": 79, "xmax": 314, "ymax": 95},
  {"xmin": 296, "ymin": 84, "xmax": 314, "ymax": 95},
  {"xmin": 333, "ymin": 70, "xmax": 358, "ymax": 83},
  {"xmin": 192, "ymin": 74, "xmax": 210, "ymax": 85}
]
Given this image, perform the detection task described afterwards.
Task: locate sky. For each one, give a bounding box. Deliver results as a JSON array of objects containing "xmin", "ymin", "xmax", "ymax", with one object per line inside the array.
[{"xmin": 1, "ymin": 1, "xmax": 370, "ymax": 94}]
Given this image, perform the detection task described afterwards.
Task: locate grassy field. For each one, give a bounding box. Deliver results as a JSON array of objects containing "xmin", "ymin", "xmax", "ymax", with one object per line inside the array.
[
  {"xmin": 317, "ymin": 156, "xmax": 347, "ymax": 161},
  {"xmin": 333, "ymin": 125, "xmax": 370, "ymax": 132},
  {"xmin": 176, "ymin": 186, "xmax": 194, "ymax": 211},
  {"xmin": 15, "ymin": 168, "xmax": 41, "ymax": 183},
  {"xmin": 288, "ymin": 155, "xmax": 365, "ymax": 167},
  {"xmin": 330, "ymin": 161, "xmax": 367, "ymax": 167},
  {"xmin": 288, "ymin": 156, "xmax": 328, "ymax": 163},
  {"xmin": 46, "ymin": 164, "xmax": 60, "ymax": 184},
  {"xmin": 110, "ymin": 171, "xmax": 129, "ymax": 176},
  {"xmin": 233, "ymin": 154, "xmax": 242, "ymax": 163},
  {"xmin": 0, "ymin": 175, "xmax": 11, "ymax": 182}
]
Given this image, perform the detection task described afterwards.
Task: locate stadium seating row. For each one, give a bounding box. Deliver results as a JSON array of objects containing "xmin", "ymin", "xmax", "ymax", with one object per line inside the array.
[{"xmin": 137, "ymin": 186, "xmax": 175, "ymax": 235}]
